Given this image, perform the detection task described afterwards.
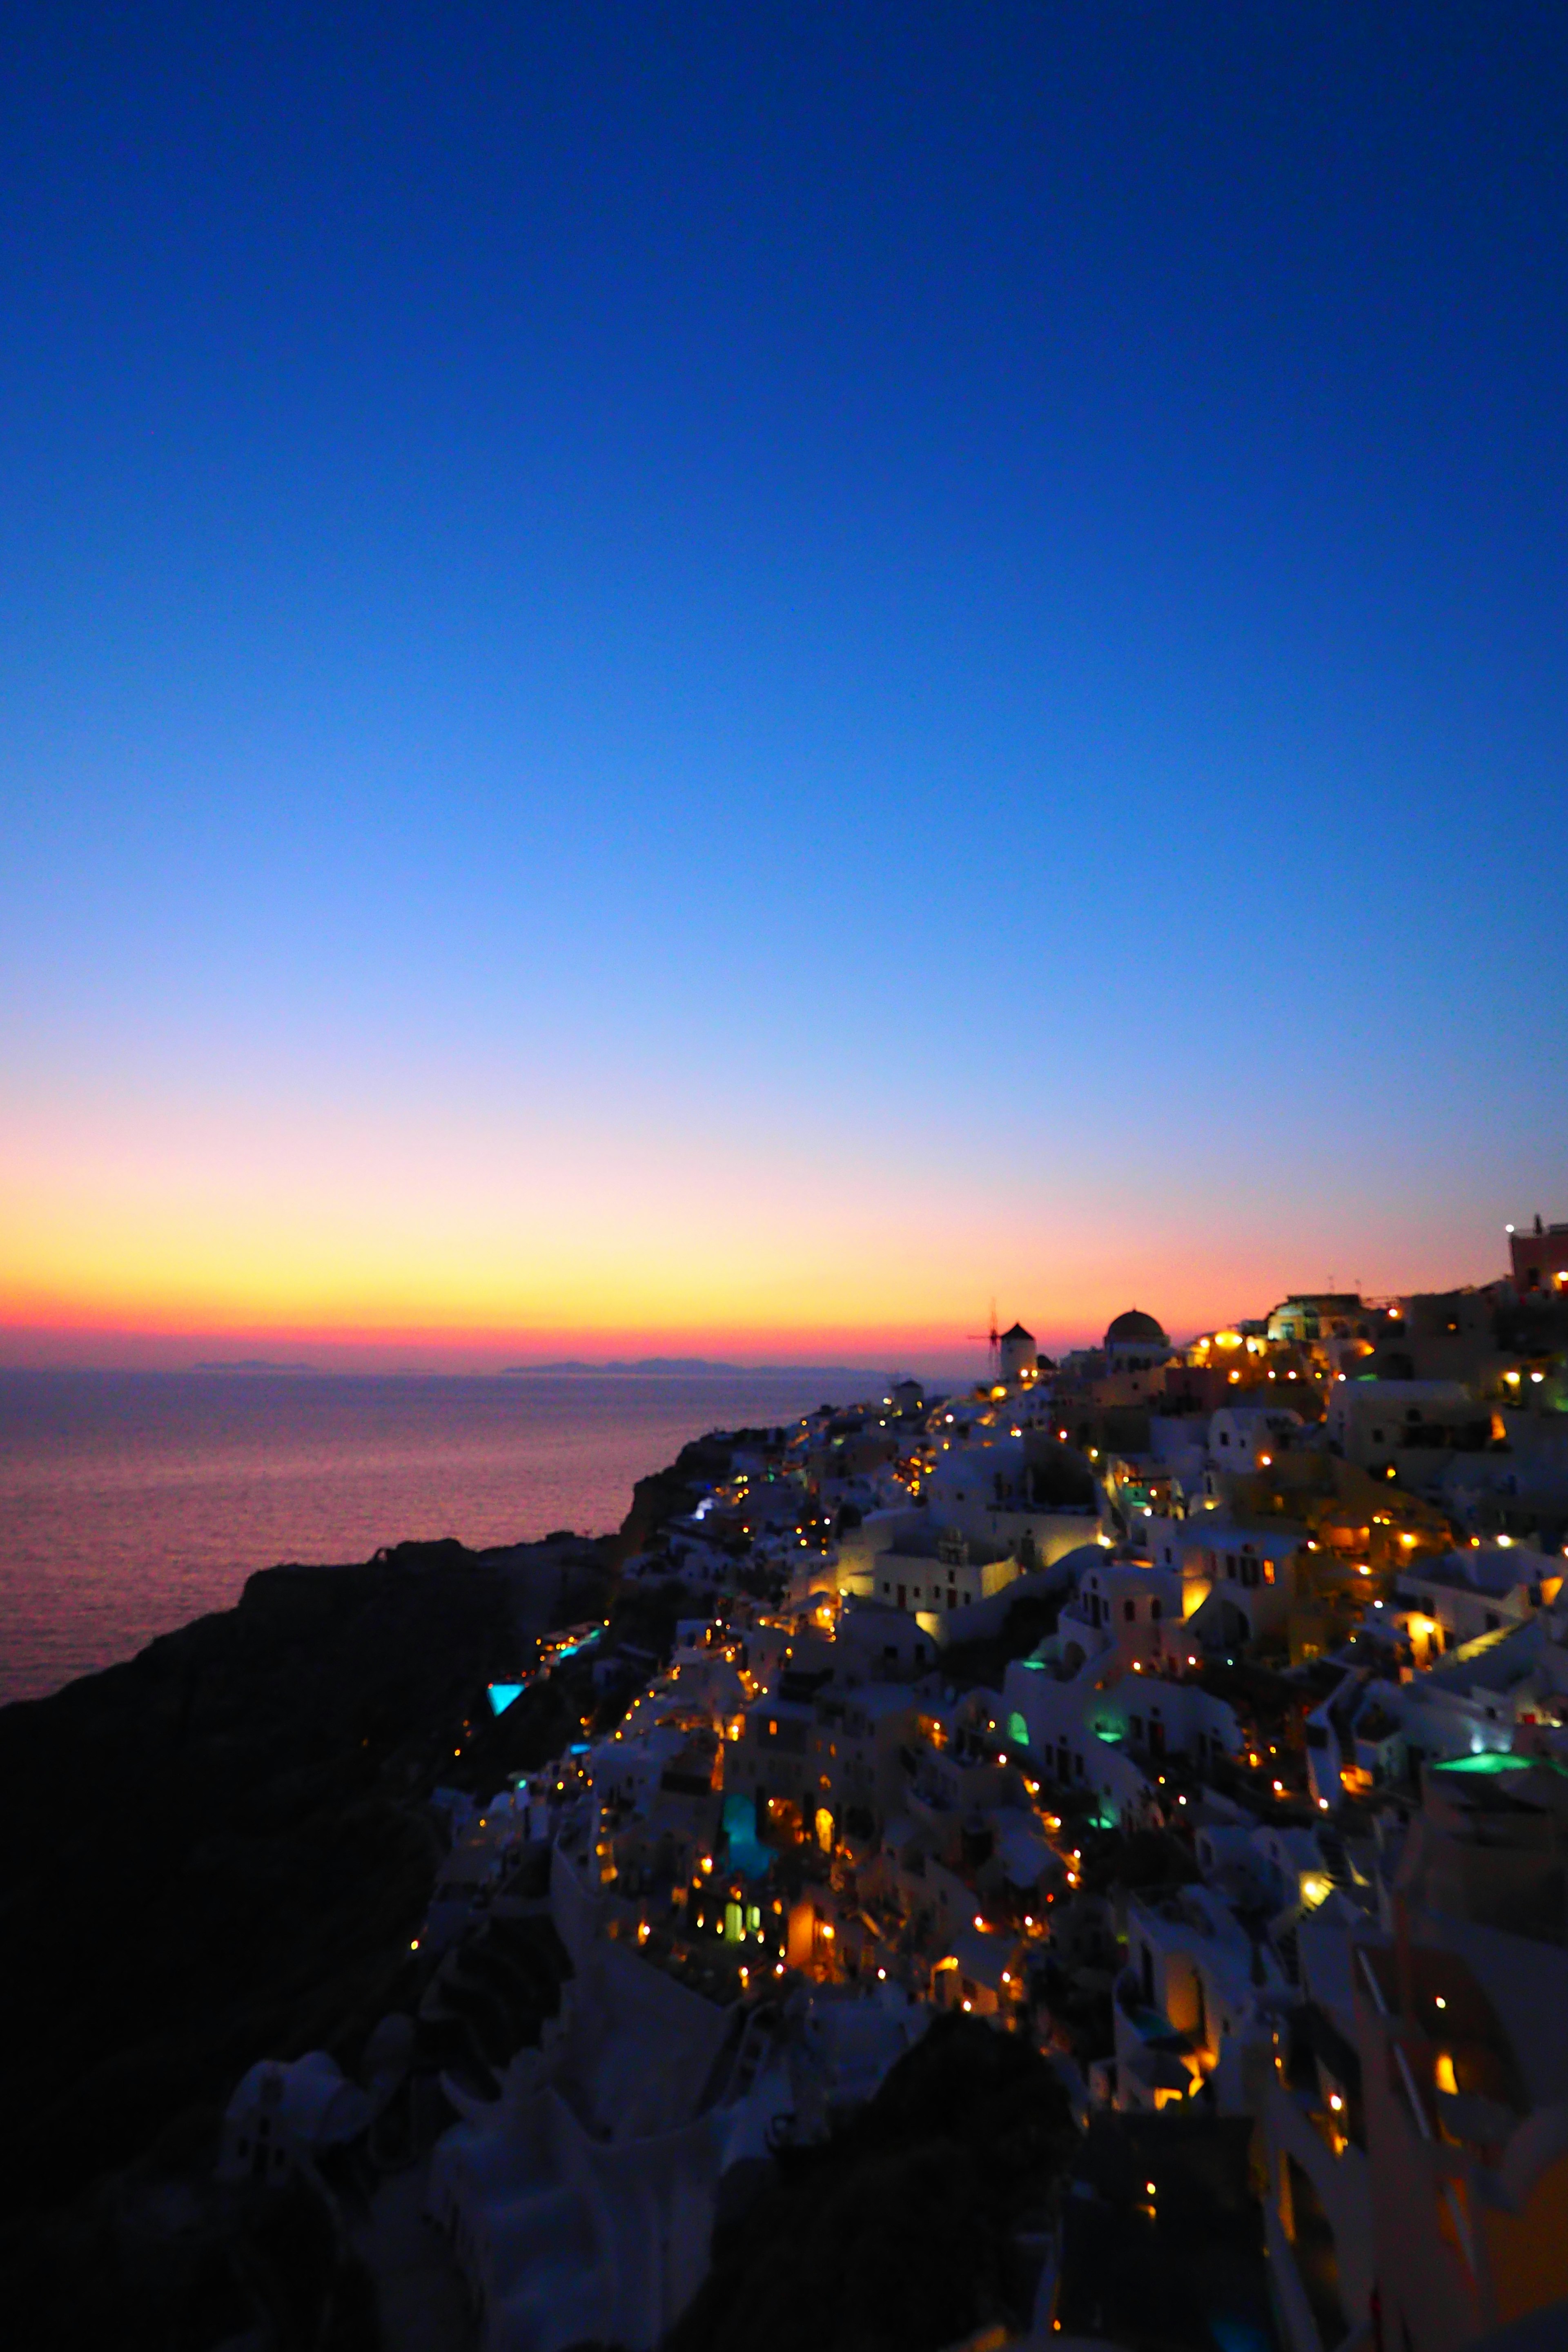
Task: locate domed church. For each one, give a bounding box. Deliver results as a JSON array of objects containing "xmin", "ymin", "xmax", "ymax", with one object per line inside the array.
[{"xmin": 1103, "ymin": 1308, "xmax": 1170, "ymax": 1371}]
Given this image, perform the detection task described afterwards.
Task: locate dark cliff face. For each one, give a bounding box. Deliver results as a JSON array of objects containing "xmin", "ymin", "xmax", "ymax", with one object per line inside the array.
[
  {"xmin": 668, "ymin": 2012, "xmax": 1075, "ymax": 2352},
  {"xmin": 0, "ymin": 1434, "xmax": 721, "ymax": 2245},
  {"xmin": 0, "ymin": 1547, "xmax": 527, "ymax": 2225},
  {"xmin": 0, "ymin": 1438, "xmax": 742, "ymax": 2342},
  {"xmin": 607, "ymin": 1430, "xmax": 738, "ymax": 1565}
]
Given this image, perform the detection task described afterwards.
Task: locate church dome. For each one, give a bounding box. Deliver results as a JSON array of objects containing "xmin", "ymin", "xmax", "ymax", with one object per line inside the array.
[{"xmin": 1105, "ymin": 1308, "xmax": 1167, "ymax": 1346}]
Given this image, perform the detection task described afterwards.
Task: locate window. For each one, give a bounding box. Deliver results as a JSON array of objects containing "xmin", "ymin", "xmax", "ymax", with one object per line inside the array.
[
  {"xmin": 1151, "ymin": 1598, "xmax": 1161, "ymax": 1620},
  {"xmin": 1124, "ymin": 1599, "xmax": 1136, "ymax": 1622}
]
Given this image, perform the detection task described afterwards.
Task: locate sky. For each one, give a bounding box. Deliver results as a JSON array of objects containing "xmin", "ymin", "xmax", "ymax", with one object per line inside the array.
[{"xmin": 2, "ymin": 2, "xmax": 1566, "ymax": 1375}]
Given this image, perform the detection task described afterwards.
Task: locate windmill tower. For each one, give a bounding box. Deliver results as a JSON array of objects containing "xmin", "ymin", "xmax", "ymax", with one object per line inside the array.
[{"xmin": 967, "ymin": 1299, "xmax": 1000, "ymax": 1377}]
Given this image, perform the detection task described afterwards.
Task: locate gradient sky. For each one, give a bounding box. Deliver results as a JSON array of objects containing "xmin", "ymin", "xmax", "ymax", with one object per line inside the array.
[{"xmin": 3, "ymin": 3, "xmax": 1566, "ymax": 1373}]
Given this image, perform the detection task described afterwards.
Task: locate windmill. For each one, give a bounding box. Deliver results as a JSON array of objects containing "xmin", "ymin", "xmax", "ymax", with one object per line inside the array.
[{"xmin": 967, "ymin": 1299, "xmax": 1000, "ymax": 1376}]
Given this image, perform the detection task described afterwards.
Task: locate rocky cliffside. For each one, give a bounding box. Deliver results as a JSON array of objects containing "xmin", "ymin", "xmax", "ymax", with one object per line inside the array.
[{"xmin": 0, "ymin": 1431, "xmax": 749, "ymax": 2344}]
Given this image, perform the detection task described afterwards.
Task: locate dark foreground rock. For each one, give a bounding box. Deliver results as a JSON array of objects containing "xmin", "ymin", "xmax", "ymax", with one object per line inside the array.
[
  {"xmin": 0, "ymin": 1537, "xmax": 608, "ymax": 2251},
  {"xmin": 668, "ymin": 2011, "xmax": 1075, "ymax": 2352},
  {"xmin": 0, "ymin": 1428, "xmax": 758, "ymax": 2345}
]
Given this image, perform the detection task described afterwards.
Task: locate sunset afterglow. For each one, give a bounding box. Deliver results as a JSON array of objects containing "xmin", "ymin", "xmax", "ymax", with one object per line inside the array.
[{"xmin": 2, "ymin": 9, "xmax": 1563, "ymax": 1372}]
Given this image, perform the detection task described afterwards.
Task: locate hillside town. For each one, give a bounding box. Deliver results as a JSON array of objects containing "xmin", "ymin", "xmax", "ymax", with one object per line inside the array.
[{"xmin": 224, "ymin": 1221, "xmax": 1568, "ymax": 2352}]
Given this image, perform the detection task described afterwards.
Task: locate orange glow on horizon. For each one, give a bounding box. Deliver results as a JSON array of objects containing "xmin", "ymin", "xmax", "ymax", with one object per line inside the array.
[{"xmin": 0, "ymin": 1107, "xmax": 1499, "ymax": 1373}]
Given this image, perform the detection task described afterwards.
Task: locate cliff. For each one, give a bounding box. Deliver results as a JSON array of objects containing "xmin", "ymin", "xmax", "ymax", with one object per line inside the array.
[{"xmin": 0, "ymin": 1433, "xmax": 746, "ymax": 2343}]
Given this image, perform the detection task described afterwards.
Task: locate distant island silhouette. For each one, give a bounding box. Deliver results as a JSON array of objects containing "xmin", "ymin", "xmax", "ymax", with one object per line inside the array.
[{"xmin": 504, "ymin": 1357, "xmax": 878, "ymax": 1378}]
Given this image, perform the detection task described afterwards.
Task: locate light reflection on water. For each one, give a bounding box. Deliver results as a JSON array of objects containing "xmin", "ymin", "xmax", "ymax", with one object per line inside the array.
[{"xmin": 0, "ymin": 1369, "xmax": 838, "ymax": 1705}]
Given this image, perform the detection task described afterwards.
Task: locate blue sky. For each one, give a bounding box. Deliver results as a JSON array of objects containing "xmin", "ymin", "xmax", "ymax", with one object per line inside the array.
[{"xmin": 2, "ymin": 3, "xmax": 1566, "ymax": 1365}]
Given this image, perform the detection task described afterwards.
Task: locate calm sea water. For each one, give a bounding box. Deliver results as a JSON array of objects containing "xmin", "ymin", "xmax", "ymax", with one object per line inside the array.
[{"xmin": 0, "ymin": 1369, "xmax": 844, "ymax": 1706}]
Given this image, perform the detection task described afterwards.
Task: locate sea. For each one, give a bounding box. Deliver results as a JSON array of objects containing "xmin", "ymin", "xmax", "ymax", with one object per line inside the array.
[{"xmin": 0, "ymin": 1367, "xmax": 860, "ymax": 1707}]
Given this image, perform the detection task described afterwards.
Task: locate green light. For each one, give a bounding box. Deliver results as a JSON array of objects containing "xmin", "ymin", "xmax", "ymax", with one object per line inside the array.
[{"xmin": 1433, "ymin": 1752, "xmax": 1529, "ymax": 1775}]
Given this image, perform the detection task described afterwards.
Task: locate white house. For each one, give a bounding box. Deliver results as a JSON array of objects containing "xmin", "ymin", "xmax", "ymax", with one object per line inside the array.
[
  {"xmin": 1207, "ymin": 1406, "xmax": 1304, "ymax": 1472},
  {"xmin": 218, "ymin": 2051, "xmax": 373, "ymax": 2187}
]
